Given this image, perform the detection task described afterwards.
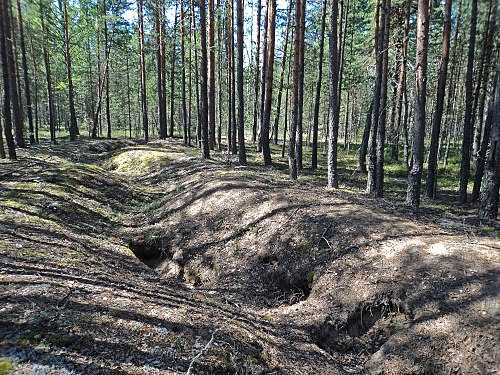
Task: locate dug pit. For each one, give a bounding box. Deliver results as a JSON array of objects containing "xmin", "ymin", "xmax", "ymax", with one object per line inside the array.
[{"xmin": 315, "ymin": 293, "xmax": 412, "ymax": 365}]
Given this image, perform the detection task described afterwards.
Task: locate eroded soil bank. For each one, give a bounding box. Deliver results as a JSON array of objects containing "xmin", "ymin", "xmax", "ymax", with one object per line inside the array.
[{"xmin": 1, "ymin": 139, "xmax": 499, "ymax": 374}]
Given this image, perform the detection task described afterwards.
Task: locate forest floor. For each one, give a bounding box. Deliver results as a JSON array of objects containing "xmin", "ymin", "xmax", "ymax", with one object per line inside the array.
[{"xmin": 0, "ymin": 138, "xmax": 499, "ymax": 375}]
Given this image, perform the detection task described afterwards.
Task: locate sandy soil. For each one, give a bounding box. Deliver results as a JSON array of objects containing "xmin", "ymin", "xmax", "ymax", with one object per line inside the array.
[{"xmin": 0, "ymin": 139, "xmax": 498, "ymax": 374}]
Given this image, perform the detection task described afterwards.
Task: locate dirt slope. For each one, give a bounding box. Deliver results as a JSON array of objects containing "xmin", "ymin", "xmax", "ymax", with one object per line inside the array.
[{"xmin": 1, "ymin": 139, "xmax": 498, "ymax": 374}]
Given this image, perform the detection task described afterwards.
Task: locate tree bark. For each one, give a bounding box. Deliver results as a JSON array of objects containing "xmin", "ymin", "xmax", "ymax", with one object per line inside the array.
[
  {"xmin": 39, "ymin": 0, "xmax": 56, "ymax": 144},
  {"xmin": 0, "ymin": 0, "xmax": 16, "ymax": 158},
  {"xmin": 327, "ymin": 0, "xmax": 340, "ymax": 188},
  {"xmin": 424, "ymin": 0, "xmax": 451, "ymax": 199},
  {"xmin": 208, "ymin": 0, "xmax": 216, "ymax": 149},
  {"xmin": 16, "ymin": 0, "xmax": 35, "ymax": 144},
  {"xmin": 169, "ymin": 4, "xmax": 178, "ymax": 138},
  {"xmin": 295, "ymin": 0, "xmax": 306, "ymax": 170},
  {"xmin": 236, "ymin": 0, "xmax": 246, "ymax": 165},
  {"xmin": 261, "ymin": 0, "xmax": 276, "ymax": 165},
  {"xmin": 199, "ymin": 0, "xmax": 210, "ymax": 158},
  {"xmin": 156, "ymin": 0, "xmax": 167, "ymax": 139},
  {"xmin": 180, "ymin": 1, "xmax": 188, "ymax": 145},
  {"xmin": 458, "ymin": 0, "xmax": 478, "ymax": 204},
  {"xmin": 252, "ymin": 0, "xmax": 262, "ymax": 143},
  {"xmin": 289, "ymin": 0, "xmax": 303, "ymax": 180},
  {"xmin": 375, "ymin": 0, "xmax": 391, "ymax": 198},
  {"xmin": 406, "ymin": 0, "xmax": 430, "ymax": 207},
  {"xmin": 366, "ymin": 0, "xmax": 383, "ymax": 194},
  {"xmin": 138, "ymin": 0, "xmax": 148, "ymax": 141},
  {"xmin": 478, "ymin": 56, "xmax": 500, "ymax": 219},
  {"xmin": 6, "ymin": 0, "xmax": 25, "ymax": 147},
  {"xmin": 272, "ymin": 0, "xmax": 292, "ymax": 146},
  {"xmin": 63, "ymin": 0, "xmax": 78, "ymax": 141},
  {"xmin": 312, "ymin": 0, "xmax": 327, "ymax": 169}
]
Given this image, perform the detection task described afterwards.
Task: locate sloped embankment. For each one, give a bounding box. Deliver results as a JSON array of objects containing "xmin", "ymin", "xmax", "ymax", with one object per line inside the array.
[{"xmin": 1, "ymin": 139, "xmax": 499, "ymax": 374}]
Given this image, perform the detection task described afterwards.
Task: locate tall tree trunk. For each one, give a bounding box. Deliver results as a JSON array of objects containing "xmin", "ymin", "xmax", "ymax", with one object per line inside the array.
[
  {"xmin": 63, "ymin": 0, "xmax": 78, "ymax": 141},
  {"xmin": 257, "ymin": 5, "xmax": 269, "ymax": 152},
  {"xmin": 366, "ymin": 0, "xmax": 383, "ymax": 194},
  {"xmin": 289, "ymin": 0, "xmax": 303, "ymax": 180},
  {"xmin": 391, "ymin": 0, "xmax": 410, "ymax": 161},
  {"xmin": 39, "ymin": 0, "xmax": 56, "ymax": 144},
  {"xmin": 104, "ymin": 0, "xmax": 111, "ymax": 139},
  {"xmin": 478, "ymin": 56, "xmax": 500, "ymax": 219},
  {"xmin": 230, "ymin": 0, "xmax": 237, "ymax": 155},
  {"xmin": 199, "ymin": 0, "xmax": 210, "ymax": 158},
  {"xmin": 425, "ymin": 0, "xmax": 451, "ymax": 199},
  {"xmin": 296, "ymin": 0, "xmax": 306, "ymax": 169},
  {"xmin": 252, "ymin": 0, "xmax": 262, "ymax": 143},
  {"xmin": 180, "ymin": 0, "xmax": 188, "ymax": 145},
  {"xmin": 225, "ymin": 1, "xmax": 233, "ymax": 152},
  {"xmin": 312, "ymin": 0, "xmax": 327, "ymax": 169},
  {"xmin": 157, "ymin": 0, "xmax": 167, "ymax": 139},
  {"xmin": 272, "ymin": 0, "xmax": 292, "ymax": 145},
  {"xmin": 169, "ymin": 4, "xmax": 178, "ymax": 137},
  {"xmin": 282, "ymin": 49, "xmax": 292, "ymax": 158},
  {"xmin": 374, "ymin": 0, "xmax": 390, "ymax": 198},
  {"xmin": 261, "ymin": 0, "xmax": 276, "ymax": 165},
  {"xmin": 458, "ymin": 0, "xmax": 478, "ymax": 204},
  {"xmin": 6, "ymin": 0, "xmax": 25, "ymax": 147},
  {"xmin": 208, "ymin": 0, "xmax": 215, "ymax": 149},
  {"xmin": 16, "ymin": 0, "xmax": 34, "ymax": 144},
  {"xmin": 472, "ymin": 0, "xmax": 494, "ymax": 157},
  {"xmin": 236, "ymin": 0, "xmax": 246, "ymax": 165},
  {"xmin": 126, "ymin": 54, "xmax": 132, "ymax": 138},
  {"xmin": 190, "ymin": 0, "xmax": 200, "ymax": 146},
  {"xmin": 28, "ymin": 27, "xmax": 40, "ymax": 143},
  {"xmin": 0, "ymin": 0, "xmax": 16, "ymax": 158},
  {"xmin": 406, "ymin": 0, "xmax": 430, "ymax": 207},
  {"xmin": 138, "ymin": 0, "xmax": 148, "ymax": 141},
  {"xmin": 327, "ymin": 0, "xmax": 340, "ymax": 188},
  {"xmin": 358, "ymin": 99, "xmax": 373, "ymax": 172},
  {"xmin": 216, "ymin": 0, "xmax": 222, "ymax": 149}
]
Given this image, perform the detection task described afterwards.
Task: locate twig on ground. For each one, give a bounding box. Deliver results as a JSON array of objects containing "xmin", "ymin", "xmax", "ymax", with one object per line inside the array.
[
  {"xmin": 278, "ymin": 207, "xmax": 301, "ymax": 232},
  {"xmin": 317, "ymin": 223, "xmax": 333, "ymax": 249},
  {"xmin": 56, "ymin": 287, "xmax": 72, "ymax": 309},
  {"xmin": 186, "ymin": 328, "xmax": 220, "ymax": 375}
]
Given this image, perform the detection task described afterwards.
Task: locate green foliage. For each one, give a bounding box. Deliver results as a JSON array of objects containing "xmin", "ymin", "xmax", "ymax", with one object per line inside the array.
[{"xmin": 0, "ymin": 359, "xmax": 12, "ymax": 375}]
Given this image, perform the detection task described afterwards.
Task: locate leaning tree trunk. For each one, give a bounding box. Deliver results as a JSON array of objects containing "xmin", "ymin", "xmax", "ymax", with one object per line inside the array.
[
  {"xmin": 458, "ymin": 0, "xmax": 478, "ymax": 204},
  {"xmin": 406, "ymin": 0, "xmax": 430, "ymax": 207},
  {"xmin": 425, "ymin": 0, "xmax": 451, "ymax": 199}
]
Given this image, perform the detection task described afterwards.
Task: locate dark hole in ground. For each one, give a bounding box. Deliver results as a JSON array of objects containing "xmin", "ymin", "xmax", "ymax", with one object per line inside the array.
[
  {"xmin": 128, "ymin": 235, "xmax": 166, "ymax": 268},
  {"xmin": 272, "ymin": 272, "xmax": 313, "ymax": 306},
  {"xmin": 315, "ymin": 293, "xmax": 412, "ymax": 359}
]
